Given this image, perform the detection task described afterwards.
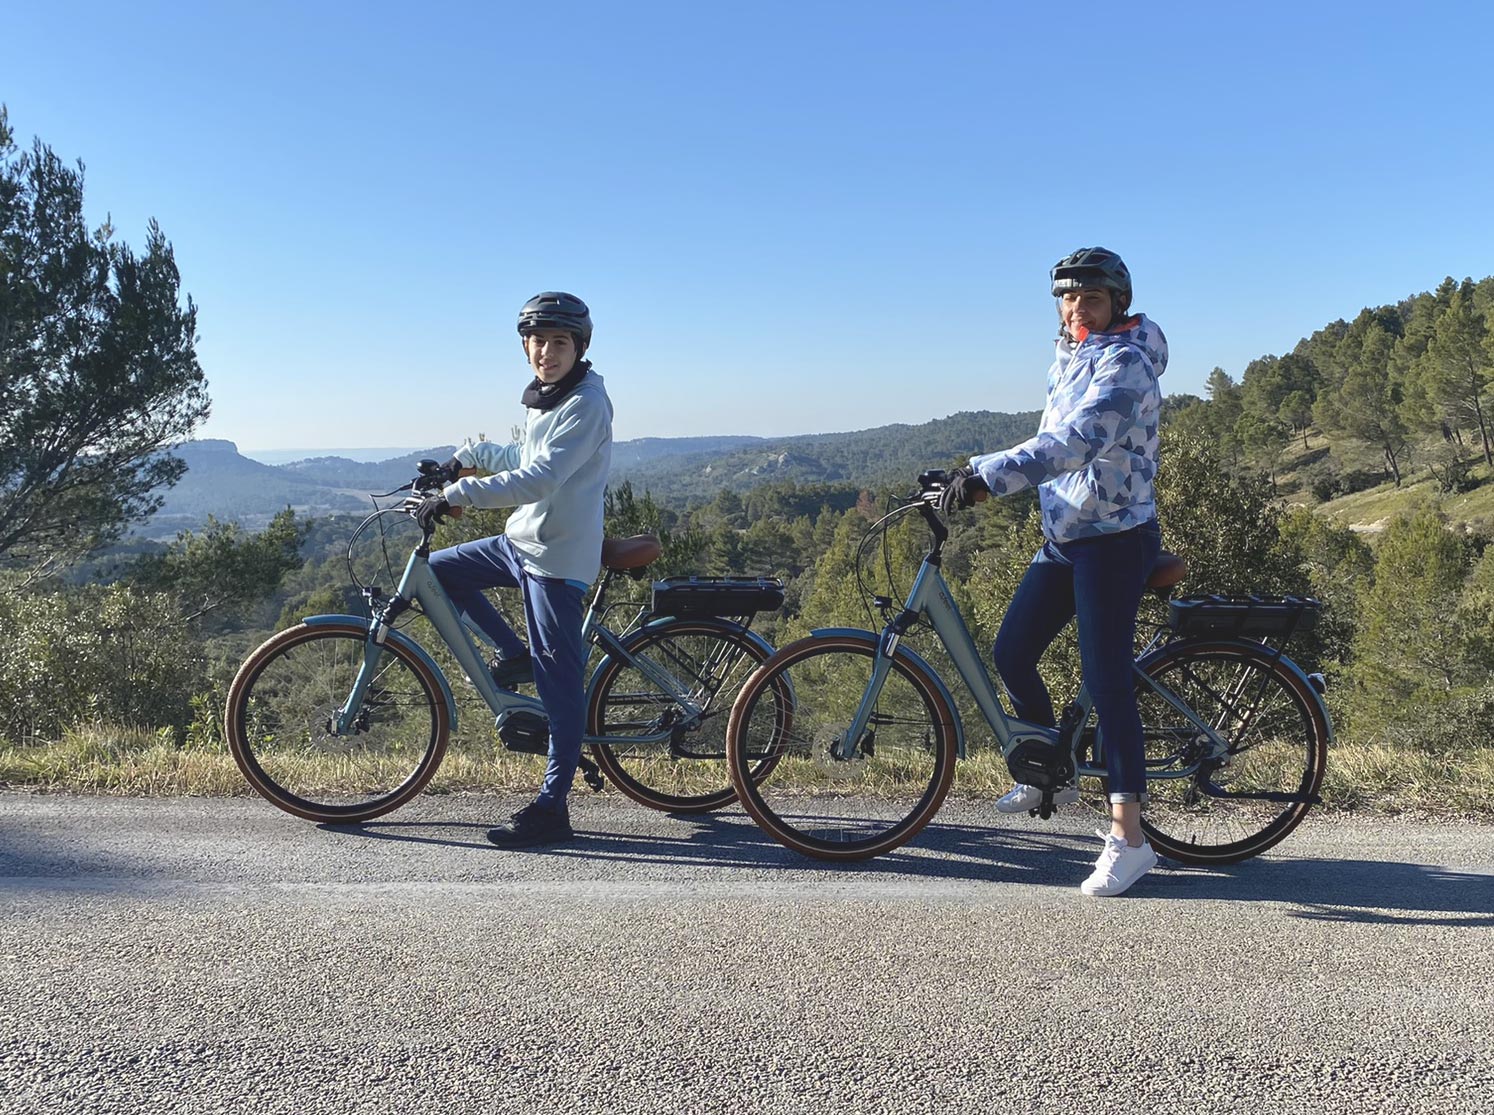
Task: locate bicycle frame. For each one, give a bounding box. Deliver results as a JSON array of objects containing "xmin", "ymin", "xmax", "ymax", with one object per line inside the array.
[
  {"xmin": 833, "ymin": 501, "xmax": 1232, "ymax": 780},
  {"xmin": 328, "ymin": 527, "xmax": 725, "ymax": 748}
]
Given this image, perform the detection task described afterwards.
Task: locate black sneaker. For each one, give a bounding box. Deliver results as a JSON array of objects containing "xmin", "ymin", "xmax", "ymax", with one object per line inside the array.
[
  {"xmin": 489, "ymin": 651, "xmax": 535, "ymax": 689},
  {"xmin": 486, "ymin": 801, "xmax": 573, "ymax": 848}
]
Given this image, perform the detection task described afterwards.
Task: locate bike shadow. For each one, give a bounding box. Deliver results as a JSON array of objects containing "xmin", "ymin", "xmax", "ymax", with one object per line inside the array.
[
  {"xmin": 318, "ymin": 809, "xmax": 1096, "ymax": 884},
  {"xmin": 555, "ymin": 812, "xmax": 1102, "ymax": 885},
  {"xmin": 936, "ymin": 817, "xmax": 1494, "ymax": 925},
  {"xmin": 1149, "ymin": 852, "xmax": 1494, "ymax": 926},
  {"xmin": 322, "ymin": 810, "xmax": 1494, "ymax": 926}
]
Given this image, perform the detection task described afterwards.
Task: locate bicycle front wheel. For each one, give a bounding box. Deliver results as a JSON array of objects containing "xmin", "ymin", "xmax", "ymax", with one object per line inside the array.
[
  {"xmin": 225, "ymin": 623, "xmax": 450, "ymax": 823},
  {"xmin": 1127, "ymin": 639, "xmax": 1329, "ymax": 864},
  {"xmin": 727, "ymin": 634, "xmax": 958, "ymax": 861},
  {"xmin": 588, "ymin": 620, "xmax": 782, "ymax": 813}
]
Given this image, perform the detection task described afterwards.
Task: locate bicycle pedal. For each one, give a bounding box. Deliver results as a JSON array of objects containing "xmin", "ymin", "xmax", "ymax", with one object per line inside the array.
[{"xmin": 576, "ymin": 754, "xmax": 606, "ymax": 793}]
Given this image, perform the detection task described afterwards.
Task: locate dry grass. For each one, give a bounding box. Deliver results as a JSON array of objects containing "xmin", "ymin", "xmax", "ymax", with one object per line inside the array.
[{"xmin": 2, "ymin": 726, "xmax": 1491, "ymax": 818}]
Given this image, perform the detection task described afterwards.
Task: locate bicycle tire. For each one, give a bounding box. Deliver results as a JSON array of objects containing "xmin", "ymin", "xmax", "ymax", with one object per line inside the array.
[
  {"xmin": 225, "ymin": 623, "xmax": 450, "ymax": 823},
  {"xmin": 726, "ymin": 633, "xmax": 959, "ymax": 861},
  {"xmin": 1110, "ymin": 638, "xmax": 1329, "ymax": 865},
  {"xmin": 588, "ymin": 619, "xmax": 783, "ymax": 813}
]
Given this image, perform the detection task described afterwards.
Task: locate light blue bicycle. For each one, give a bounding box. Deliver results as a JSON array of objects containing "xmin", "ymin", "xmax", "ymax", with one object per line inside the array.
[
  {"xmin": 226, "ymin": 461, "xmax": 789, "ymax": 823},
  {"xmin": 725, "ymin": 470, "xmax": 1330, "ymax": 864}
]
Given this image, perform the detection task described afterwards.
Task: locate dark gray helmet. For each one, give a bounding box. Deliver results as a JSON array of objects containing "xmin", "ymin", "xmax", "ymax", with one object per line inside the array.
[
  {"xmin": 1050, "ymin": 247, "xmax": 1132, "ymax": 302},
  {"xmin": 517, "ymin": 291, "xmax": 592, "ymax": 356}
]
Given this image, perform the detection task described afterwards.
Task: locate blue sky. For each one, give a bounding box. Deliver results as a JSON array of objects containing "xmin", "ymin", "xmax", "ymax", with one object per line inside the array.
[{"xmin": 8, "ymin": 1, "xmax": 1494, "ymax": 452}]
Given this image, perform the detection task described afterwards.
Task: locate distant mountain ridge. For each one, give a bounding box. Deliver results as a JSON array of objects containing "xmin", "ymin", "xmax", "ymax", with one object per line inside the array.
[{"xmin": 146, "ymin": 410, "xmax": 1042, "ymax": 534}]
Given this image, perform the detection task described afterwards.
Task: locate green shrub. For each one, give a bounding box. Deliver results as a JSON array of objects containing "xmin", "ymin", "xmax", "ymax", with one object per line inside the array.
[{"xmin": 0, "ymin": 583, "xmax": 207, "ymax": 741}]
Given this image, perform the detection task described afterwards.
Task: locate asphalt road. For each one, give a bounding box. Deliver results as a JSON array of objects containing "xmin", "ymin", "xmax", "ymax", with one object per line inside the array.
[{"xmin": 1, "ymin": 791, "xmax": 1491, "ymax": 1115}]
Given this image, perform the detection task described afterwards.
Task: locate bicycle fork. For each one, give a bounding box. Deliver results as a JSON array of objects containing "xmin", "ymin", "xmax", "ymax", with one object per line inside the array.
[{"xmin": 826, "ymin": 624, "xmax": 905, "ymax": 762}]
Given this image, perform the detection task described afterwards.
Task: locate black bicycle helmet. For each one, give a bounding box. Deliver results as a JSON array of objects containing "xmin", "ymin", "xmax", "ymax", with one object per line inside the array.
[
  {"xmin": 517, "ymin": 291, "xmax": 593, "ymax": 356},
  {"xmin": 1050, "ymin": 247, "xmax": 1132, "ymax": 302}
]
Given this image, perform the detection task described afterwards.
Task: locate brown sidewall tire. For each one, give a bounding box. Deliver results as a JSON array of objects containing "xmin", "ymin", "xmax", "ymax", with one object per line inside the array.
[
  {"xmin": 225, "ymin": 623, "xmax": 450, "ymax": 823},
  {"xmin": 1129, "ymin": 638, "xmax": 1329, "ymax": 865},
  {"xmin": 726, "ymin": 633, "xmax": 958, "ymax": 862}
]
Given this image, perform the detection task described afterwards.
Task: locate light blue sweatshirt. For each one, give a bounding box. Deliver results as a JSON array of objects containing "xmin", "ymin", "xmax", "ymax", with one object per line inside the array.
[
  {"xmin": 970, "ymin": 315, "xmax": 1167, "ymax": 543},
  {"xmin": 442, "ymin": 372, "xmax": 613, "ymax": 584}
]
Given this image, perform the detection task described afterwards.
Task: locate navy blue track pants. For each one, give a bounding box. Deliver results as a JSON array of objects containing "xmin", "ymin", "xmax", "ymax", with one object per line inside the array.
[{"xmin": 428, "ymin": 535, "xmax": 586, "ymax": 808}]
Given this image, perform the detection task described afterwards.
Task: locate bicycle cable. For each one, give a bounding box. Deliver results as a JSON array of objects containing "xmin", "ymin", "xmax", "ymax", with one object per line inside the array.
[
  {"xmin": 345, "ymin": 497, "xmax": 426, "ymax": 628},
  {"xmin": 853, "ymin": 498, "xmax": 922, "ymax": 631}
]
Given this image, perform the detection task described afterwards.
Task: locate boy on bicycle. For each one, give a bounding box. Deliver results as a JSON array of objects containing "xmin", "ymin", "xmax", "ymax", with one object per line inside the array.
[
  {"xmin": 407, "ymin": 292, "xmax": 613, "ymax": 848},
  {"xmin": 940, "ymin": 248, "xmax": 1167, "ymax": 896}
]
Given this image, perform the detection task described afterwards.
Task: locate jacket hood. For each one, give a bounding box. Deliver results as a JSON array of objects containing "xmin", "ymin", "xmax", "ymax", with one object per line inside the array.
[{"xmin": 1076, "ymin": 314, "xmax": 1168, "ymax": 377}]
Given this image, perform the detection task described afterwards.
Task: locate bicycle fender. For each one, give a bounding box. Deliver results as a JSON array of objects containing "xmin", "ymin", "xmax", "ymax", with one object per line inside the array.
[
  {"xmin": 808, "ymin": 627, "xmax": 967, "ymax": 758},
  {"xmin": 1143, "ymin": 635, "xmax": 1335, "ymax": 745},
  {"xmin": 302, "ymin": 614, "xmax": 460, "ymax": 730},
  {"xmin": 585, "ymin": 617, "xmax": 778, "ymax": 694},
  {"xmin": 644, "ymin": 616, "xmax": 776, "ymax": 655}
]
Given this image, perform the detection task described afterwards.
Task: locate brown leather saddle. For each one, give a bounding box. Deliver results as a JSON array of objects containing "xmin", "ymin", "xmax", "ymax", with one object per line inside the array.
[
  {"xmin": 1148, "ymin": 550, "xmax": 1187, "ymax": 593},
  {"xmin": 601, "ymin": 534, "xmax": 662, "ymax": 573}
]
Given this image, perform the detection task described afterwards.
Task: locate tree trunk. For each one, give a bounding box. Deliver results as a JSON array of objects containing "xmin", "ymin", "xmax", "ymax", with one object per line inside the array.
[{"xmin": 1472, "ymin": 394, "xmax": 1493, "ymax": 468}]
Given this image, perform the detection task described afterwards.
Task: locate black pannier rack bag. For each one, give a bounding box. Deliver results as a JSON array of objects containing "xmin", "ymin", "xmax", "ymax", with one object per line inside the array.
[
  {"xmin": 650, "ymin": 576, "xmax": 786, "ymax": 618},
  {"xmin": 1167, "ymin": 594, "xmax": 1320, "ymax": 638}
]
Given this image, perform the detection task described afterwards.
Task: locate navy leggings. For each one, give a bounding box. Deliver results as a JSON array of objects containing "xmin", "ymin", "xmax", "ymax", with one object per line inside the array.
[
  {"xmin": 991, "ymin": 521, "xmax": 1161, "ymax": 801},
  {"xmin": 428, "ymin": 535, "xmax": 585, "ymax": 809}
]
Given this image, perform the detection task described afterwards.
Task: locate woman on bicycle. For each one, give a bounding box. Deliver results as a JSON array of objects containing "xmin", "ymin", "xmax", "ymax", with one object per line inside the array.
[
  {"xmin": 940, "ymin": 247, "xmax": 1167, "ymax": 896},
  {"xmin": 407, "ymin": 292, "xmax": 613, "ymax": 848}
]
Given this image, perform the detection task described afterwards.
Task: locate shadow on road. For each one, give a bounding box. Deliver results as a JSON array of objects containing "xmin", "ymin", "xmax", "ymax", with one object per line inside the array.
[
  {"xmin": 320, "ymin": 811, "xmax": 1494, "ymax": 924},
  {"xmin": 320, "ymin": 810, "xmax": 1096, "ymax": 885}
]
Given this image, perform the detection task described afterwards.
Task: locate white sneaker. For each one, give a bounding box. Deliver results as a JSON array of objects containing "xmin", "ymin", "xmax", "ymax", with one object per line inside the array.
[
  {"xmin": 994, "ymin": 782, "xmax": 1080, "ymax": 814},
  {"xmin": 1080, "ymin": 833, "xmax": 1158, "ymax": 897}
]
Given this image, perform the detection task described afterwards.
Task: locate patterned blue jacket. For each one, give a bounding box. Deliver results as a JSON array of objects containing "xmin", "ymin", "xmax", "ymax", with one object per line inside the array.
[{"xmin": 970, "ymin": 314, "xmax": 1166, "ymax": 543}]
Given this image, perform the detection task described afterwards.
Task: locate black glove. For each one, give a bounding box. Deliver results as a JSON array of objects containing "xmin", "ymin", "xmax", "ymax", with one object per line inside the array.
[
  {"xmin": 402, "ymin": 493, "xmax": 451, "ymax": 531},
  {"xmin": 937, "ymin": 466, "xmax": 988, "ymax": 514}
]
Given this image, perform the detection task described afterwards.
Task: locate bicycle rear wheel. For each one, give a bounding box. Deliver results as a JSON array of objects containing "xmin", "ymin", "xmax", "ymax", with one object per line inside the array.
[
  {"xmin": 1123, "ymin": 639, "xmax": 1329, "ymax": 864},
  {"xmin": 225, "ymin": 623, "xmax": 449, "ymax": 823},
  {"xmin": 588, "ymin": 620, "xmax": 783, "ymax": 812},
  {"xmin": 727, "ymin": 634, "xmax": 958, "ymax": 861}
]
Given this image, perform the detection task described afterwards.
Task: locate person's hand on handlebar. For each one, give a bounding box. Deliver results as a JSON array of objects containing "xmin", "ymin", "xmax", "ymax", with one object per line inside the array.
[
  {"xmin": 401, "ymin": 492, "xmax": 457, "ymax": 530},
  {"xmin": 414, "ymin": 456, "xmax": 473, "ymax": 492},
  {"xmin": 936, "ymin": 466, "xmax": 989, "ymax": 514}
]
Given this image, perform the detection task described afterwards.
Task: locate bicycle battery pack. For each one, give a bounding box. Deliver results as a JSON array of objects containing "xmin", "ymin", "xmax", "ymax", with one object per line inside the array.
[
  {"xmin": 1168, "ymin": 595, "xmax": 1320, "ymax": 638},
  {"xmin": 651, "ymin": 576, "xmax": 785, "ymax": 618}
]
